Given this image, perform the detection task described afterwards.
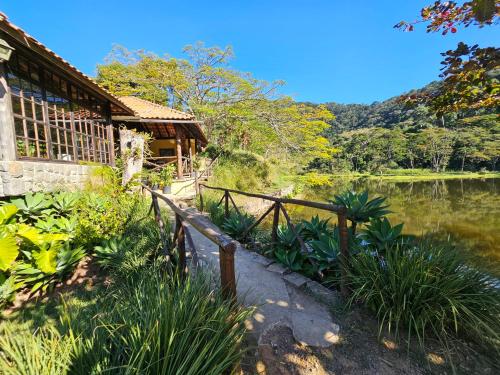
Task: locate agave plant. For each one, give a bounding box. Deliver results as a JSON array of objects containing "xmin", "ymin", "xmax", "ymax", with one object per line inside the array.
[
  {"xmin": 51, "ymin": 191, "xmax": 79, "ymax": 216},
  {"xmin": 308, "ymin": 233, "xmax": 340, "ymax": 272},
  {"xmin": 10, "ymin": 192, "xmax": 53, "ymax": 221},
  {"xmin": 301, "ymin": 215, "xmax": 331, "ymax": 241},
  {"xmin": 361, "ymin": 217, "xmax": 404, "ymax": 254},
  {"xmin": 274, "ymin": 247, "xmax": 306, "ymax": 272},
  {"xmin": 56, "ymin": 244, "xmax": 85, "ymax": 278},
  {"xmin": 222, "ymin": 212, "xmax": 256, "ymax": 242},
  {"xmin": 276, "ymin": 223, "xmax": 303, "ymax": 250},
  {"xmin": 93, "ymin": 236, "xmax": 128, "ymax": 269},
  {"xmin": 331, "ymin": 190, "xmax": 390, "ymax": 235}
]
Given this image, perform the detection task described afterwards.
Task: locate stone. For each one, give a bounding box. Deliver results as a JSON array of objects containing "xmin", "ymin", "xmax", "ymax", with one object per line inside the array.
[
  {"xmin": 304, "ymin": 280, "xmax": 340, "ymax": 307},
  {"xmin": 250, "ymin": 253, "xmax": 274, "ymax": 267},
  {"xmin": 266, "ymin": 262, "xmax": 288, "ymax": 275},
  {"xmin": 7, "ymin": 161, "xmax": 23, "ymax": 177},
  {"xmin": 283, "ymin": 272, "xmax": 309, "ymax": 288}
]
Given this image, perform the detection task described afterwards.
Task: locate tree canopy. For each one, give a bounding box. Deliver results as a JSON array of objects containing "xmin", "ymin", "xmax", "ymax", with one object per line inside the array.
[{"xmin": 96, "ymin": 43, "xmax": 335, "ymax": 164}]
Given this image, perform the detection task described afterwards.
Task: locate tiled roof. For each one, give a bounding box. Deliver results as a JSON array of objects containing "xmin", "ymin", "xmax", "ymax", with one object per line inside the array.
[
  {"xmin": 119, "ymin": 96, "xmax": 195, "ymax": 120},
  {"xmin": 0, "ymin": 12, "xmax": 134, "ymax": 115}
]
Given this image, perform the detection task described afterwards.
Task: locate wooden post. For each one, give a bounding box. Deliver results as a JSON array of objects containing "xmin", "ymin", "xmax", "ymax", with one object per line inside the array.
[
  {"xmin": 224, "ymin": 190, "xmax": 230, "ymax": 218},
  {"xmin": 69, "ymin": 112, "xmax": 78, "ymax": 162},
  {"xmin": 0, "ymin": 63, "xmax": 17, "ymax": 161},
  {"xmin": 152, "ymin": 194, "xmax": 170, "ymax": 259},
  {"xmin": 199, "ymin": 183, "xmax": 204, "ymax": 211},
  {"xmin": 337, "ymin": 210, "xmax": 350, "ymax": 297},
  {"xmin": 188, "ymin": 139, "xmax": 194, "ymax": 175},
  {"xmin": 175, "ymin": 125, "xmax": 183, "ymax": 178},
  {"xmin": 271, "ymin": 201, "xmax": 281, "ymax": 244},
  {"xmin": 194, "ymin": 171, "xmax": 199, "ymax": 195},
  {"xmin": 176, "ymin": 214, "xmax": 187, "ymax": 279},
  {"xmin": 107, "ymin": 124, "xmax": 115, "ymax": 166},
  {"xmin": 219, "ymin": 242, "xmax": 237, "ymax": 300}
]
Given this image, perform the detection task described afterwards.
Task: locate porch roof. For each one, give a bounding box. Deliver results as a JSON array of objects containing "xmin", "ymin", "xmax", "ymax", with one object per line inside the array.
[
  {"xmin": 117, "ymin": 96, "xmax": 208, "ymax": 145},
  {"xmin": 0, "ymin": 13, "xmax": 134, "ymax": 116}
]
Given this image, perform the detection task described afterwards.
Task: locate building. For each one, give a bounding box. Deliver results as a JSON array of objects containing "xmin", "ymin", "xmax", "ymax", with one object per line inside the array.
[{"xmin": 0, "ymin": 13, "xmax": 206, "ymax": 196}]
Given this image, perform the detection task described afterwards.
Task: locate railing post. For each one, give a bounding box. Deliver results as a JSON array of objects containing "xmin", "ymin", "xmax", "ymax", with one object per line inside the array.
[
  {"xmin": 224, "ymin": 190, "xmax": 230, "ymax": 219},
  {"xmin": 194, "ymin": 171, "xmax": 199, "ymax": 195},
  {"xmin": 152, "ymin": 193, "xmax": 171, "ymax": 259},
  {"xmin": 337, "ymin": 209, "xmax": 350, "ymax": 297},
  {"xmin": 271, "ymin": 201, "xmax": 281, "ymax": 244},
  {"xmin": 219, "ymin": 242, "xmax": 237, "ymax": 300},
  {"xmin": 176, "ymin": 214, "xmax": 187, "ymax": 279},
  {"xmin": 199, "ymin": 184, "xmax": 204, "ymax": 212}
]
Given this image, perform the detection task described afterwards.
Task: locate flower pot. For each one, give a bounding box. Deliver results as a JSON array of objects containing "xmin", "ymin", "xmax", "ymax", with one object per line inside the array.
[{"xmin": 162, "ymin": 185, "xmax": 172, "ymax": 194}]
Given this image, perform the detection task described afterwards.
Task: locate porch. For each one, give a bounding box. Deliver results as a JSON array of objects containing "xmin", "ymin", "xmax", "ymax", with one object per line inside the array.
[{"xmin": 115, "ymin": 96, "xmax": 207, "ymax": 180}]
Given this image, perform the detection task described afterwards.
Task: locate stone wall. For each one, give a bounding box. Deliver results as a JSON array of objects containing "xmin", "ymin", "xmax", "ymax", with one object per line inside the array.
[{"xmin": 0, "ymin": 161, "xmax": 96, "ymax": 197}]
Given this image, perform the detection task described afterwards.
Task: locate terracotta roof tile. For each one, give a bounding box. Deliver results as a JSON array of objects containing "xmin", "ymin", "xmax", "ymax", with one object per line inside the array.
[
  {"xmin": 119, "ymin": 96, "xmax": 195, "ymax": 120},
  {"xmin": 0, "ymin": 12, "xmax": 133, "ymax": 115}
]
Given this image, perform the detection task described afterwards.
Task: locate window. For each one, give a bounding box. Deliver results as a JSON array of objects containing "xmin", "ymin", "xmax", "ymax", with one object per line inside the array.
[
  {"xmin": 159, "ymin": 148, "xmax": 175, "ymax": 157},
  {"xmin": 6, "ymin": 52, "xmax": 113, "ymax": 164}
]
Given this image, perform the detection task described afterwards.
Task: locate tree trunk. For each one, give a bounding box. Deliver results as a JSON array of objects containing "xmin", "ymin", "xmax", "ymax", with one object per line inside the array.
[{"xmin": 120, "ymin": 129, "xmax": 145, "ymax": 188}]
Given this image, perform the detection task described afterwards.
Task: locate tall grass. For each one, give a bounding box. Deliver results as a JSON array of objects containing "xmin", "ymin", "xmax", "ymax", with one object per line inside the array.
[
  {"xmin": 0, "ymin": 325, "xmax": 73, "ymax": 375},
  {"xmin": 348, "ymin": 241, "xmax": 500, "ymax": 352},
  {"xmin": 67, "ymin": 269, "xmax": 252, "ymax": 374}
]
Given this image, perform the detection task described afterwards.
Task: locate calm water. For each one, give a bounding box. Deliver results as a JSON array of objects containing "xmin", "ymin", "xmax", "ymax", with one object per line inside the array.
[{"xmin": 287, "ymin": 177, "xmax": 500, "ymax": 270}]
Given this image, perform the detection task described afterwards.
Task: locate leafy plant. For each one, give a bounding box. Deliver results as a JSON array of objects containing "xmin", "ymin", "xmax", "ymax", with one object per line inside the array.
[
  {"xmin": 93, "ymin": 236, "xmax": 128, "ymax": 269},
  {"xmin": 159, "ymin": 164, "xmax": 176, "ymax": 187},
  {"xmin": 11, "ymin": 192, "xmax": 53, "ymax": 221},
  {"xmin": 348, "ymin": 241, "xmax": 500, "ymax": 351},
  {"xmin": 222, "ymin": 212, "xmax": 256, "ymax": 242},
  {"xmin": 331, "ymin": 190, "xmax": 390, "ymax": 234},
  {"xmin": 308, "ymin": 232, "xmax": 340, "ymax": 272},
  {"xmin": 51, "ymin": 191, "xmax": 79, "ymax": 216},
  {"xmin": 56, "ymin": 244, "xmax": 86, "ymax": 278},
  {"xmin": 360, "ymin": 217, "xmax": 405, "ymax": 254},
  {"xmin": 274, "ymin": 247, "xmax": 306, "ymax": 272},
  {"xmin": 301, "ymin": 215, "xmax": 331, "ymax": 241},
  {"xmin": 0, "ymin": 274, "xmax": 22, "ymax": 308},
  {"xmin": 205, "ymin": 199, "xmax": 226, "ymax": 227},
  {"xmin": 276, "ymin": 223, "xmax": 303, "ymax": 250}
]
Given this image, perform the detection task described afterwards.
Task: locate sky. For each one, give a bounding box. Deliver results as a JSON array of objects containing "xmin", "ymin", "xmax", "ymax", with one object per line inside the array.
[{"xmin": 2, "ymin": 1, "xmax": 498, "ymax": 104}]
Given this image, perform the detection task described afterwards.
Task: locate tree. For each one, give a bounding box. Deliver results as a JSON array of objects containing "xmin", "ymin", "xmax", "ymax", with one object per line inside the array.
[
  {"xmin": 97, "ymin": 43, "xmax": 336, "ymax": 162},
  {"xmin": 415, "ymin": 128, "xmax": 456, "ymax": 172},
  {"xmin": 395, "ymin": 1, "xmax": 499, "ymax": 115}
]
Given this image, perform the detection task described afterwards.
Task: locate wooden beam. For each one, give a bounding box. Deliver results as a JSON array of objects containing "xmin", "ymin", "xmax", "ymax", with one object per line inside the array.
[
  {"xmin": 175, "ymin": 124, "xmax": 183, "ymax": 177},
  {"xmin": 0, "ymin": 63, "xmax": 17, "ymax": 161}
]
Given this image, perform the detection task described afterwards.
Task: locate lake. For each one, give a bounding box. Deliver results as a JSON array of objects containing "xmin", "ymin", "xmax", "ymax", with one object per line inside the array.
[{"xmin": 286, "ymin": 177, "xmax": 500, "ymax": 271}]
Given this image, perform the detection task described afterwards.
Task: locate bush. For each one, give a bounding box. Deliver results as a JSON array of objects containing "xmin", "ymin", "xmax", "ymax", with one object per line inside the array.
[{"xmin": 348, "ymin": 241, "xmax": 500, "ymax": 351}]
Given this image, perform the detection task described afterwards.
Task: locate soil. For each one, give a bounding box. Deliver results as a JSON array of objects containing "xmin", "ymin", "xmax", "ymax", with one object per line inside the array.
[
  {"xmin": 240, "ymin": 305, "xmax": 499, "ymax": 375},
  {"xmin": 2, "ymin": 256, "xmax": 106, "ymax": 316}
]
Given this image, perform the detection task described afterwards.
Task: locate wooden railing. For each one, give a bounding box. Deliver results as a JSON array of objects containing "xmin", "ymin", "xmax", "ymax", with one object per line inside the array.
[
  {"xmin": 143, "ymin": 185, "xmax": 238, "ymax": 299},
  {"xmin": 198, "ymin": 184, "xmax": 351, "ymax": 296}
]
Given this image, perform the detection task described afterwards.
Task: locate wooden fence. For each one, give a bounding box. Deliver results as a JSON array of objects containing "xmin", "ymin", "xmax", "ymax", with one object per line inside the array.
[
  {"xmin": 198, "ymin": 184, "xmax": 351, "ymax": 296},
  {"xmin": 143, "ymin": 185, "xmax": 238, "ymax": 299}
]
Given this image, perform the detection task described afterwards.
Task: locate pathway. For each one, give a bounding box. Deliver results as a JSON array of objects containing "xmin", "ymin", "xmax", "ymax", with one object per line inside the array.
[{"xmin": 181, "ymin": 207, "xmax": 341, "ymax": 348}]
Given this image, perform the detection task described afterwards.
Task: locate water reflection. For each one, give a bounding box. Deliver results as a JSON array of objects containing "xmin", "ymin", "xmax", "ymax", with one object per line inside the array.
[{"xmin": 293, "ymin": 178, "xmax": 500, "ymax": 269}]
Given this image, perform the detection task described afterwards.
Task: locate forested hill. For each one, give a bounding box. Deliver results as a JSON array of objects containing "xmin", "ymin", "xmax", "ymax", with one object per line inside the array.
[
  {"xmin": 308, "ymin": 82, "xmax": 499, "ymax": 173},
  {"xmin": 322, "ymin": 82, "xmax": 445, "ymax": 134}
]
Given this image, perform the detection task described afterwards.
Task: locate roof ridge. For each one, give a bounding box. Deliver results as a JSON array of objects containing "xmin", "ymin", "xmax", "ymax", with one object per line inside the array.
[{"xmin": 121, "ymin": 96, "xmax": 194, "ymax": 119}]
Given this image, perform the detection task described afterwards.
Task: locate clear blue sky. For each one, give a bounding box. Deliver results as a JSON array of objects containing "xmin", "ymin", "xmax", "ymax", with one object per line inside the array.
[{"xmin": 2, "ymin": 1, "xmax": 498, "ymax": 104}]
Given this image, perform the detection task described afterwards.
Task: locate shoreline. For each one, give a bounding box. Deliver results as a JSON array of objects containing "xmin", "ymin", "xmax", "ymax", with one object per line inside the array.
[{"xmin": 300, "ymin": 171, "xmax": 500, "ymax": 183}]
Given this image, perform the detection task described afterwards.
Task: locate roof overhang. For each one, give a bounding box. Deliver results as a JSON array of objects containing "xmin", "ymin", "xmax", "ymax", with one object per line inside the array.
[{"xmin": 0, "ymin": 13, "xmax": 134, "ymax": 116}]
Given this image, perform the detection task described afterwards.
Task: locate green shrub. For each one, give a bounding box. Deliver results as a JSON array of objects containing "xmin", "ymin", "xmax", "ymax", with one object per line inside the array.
[
  {"xmin": 67, "ymin": 270, "xmax": 252, "ymax": 375},
  {"xmin": 93, "ymin": 236, "xmax": 128, "ymax": 270},
  {"xmin": 348, "ymin": 241, "xmax": 500, "ymax": 351},
  {"xmin": 300, "ymin": 215, "xmax": 331, "ymax": 241},
  {"xmin": 222, "ymin": 212, "xmax": 256, "ymax": 242},
  {"xmin": 205, "ymin": 199, "xmax": 227, "ymax": 228}
]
